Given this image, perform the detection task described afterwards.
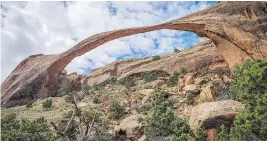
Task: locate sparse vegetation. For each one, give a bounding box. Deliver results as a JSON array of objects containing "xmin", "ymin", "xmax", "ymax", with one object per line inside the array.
[
  {"xmin": 142, "ymin": 72, "xmax": 157, "ymax": 82},
  {"xmin": 82, "ymin": 84, "xmax": 92, "ymax": 95},
  {"xmin": 108, "ymin": 101, "xmax": 125, "ymax": 119},
  {"xmin": 58, "ymin": 83, "xmax": 74, "ymax": 95},
  {"xmin": 167, "ymin": 68, "xmax": 186, "ymax": 87},
  {"xmin": 186, "ymin": 91, "xmax": 195, "ymax": 105},
  {"xmin": 93, "ymin": 96, "xmax": 101, "ymax": 104},
  {"xmin": 213, "ymin": 81, "xmax": 230, "ymax": 100},
  {"xmin": 118, "ymin": 77, "xmax": 135, "ymax": 88},
  {"xmin": 42, "ymin": 99, "xmax": 52, "ymax": 109},
  {"xmin": 51, "ymin": 96, "xmax": 112, "ymax": 141},
  {"xmin": 26, "ymin": 101, "xmax": 33, "ymax": 108},
  {"xmin": 174, "ymin": 48, "xmax": 180, "ymax": 53},
  {"xmin": 152, "ymin": 55, "xmax": 160, "ymax": 61}
]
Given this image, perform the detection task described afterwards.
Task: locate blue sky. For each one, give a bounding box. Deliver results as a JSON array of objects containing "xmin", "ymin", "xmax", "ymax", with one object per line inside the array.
[{"xmin": 1, "ymin": 1, "xmax": 218, "ymax": 82}]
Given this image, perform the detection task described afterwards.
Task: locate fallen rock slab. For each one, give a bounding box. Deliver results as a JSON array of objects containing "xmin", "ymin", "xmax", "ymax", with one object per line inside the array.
[{"xmin": 189, "ymin": 100, "xmax": 244, "ymax": 130}]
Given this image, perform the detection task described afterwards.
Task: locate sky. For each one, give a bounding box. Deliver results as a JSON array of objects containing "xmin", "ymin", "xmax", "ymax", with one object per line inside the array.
[{"xmin": 0, "ymin": 1, "xmax": 218, "ymax": 83}]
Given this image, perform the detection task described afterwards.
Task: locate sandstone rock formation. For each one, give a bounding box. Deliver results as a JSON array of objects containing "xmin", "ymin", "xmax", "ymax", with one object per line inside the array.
[
  {"xmin": 189, "ymin": 100, "xmax": 244, "ymax": 130},
  {"xmin": 2, "ymin": 2, "xmax": 267, "ymax": 107},
  {"xmin": 114, "ymin": 114, "xmax": 145, "ymax": 140}
]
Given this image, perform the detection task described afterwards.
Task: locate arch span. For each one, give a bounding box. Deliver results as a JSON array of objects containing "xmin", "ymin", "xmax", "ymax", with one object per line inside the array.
[{"xmin": 2, "ymin": 1, "xmax": 267, "ymax": 107}]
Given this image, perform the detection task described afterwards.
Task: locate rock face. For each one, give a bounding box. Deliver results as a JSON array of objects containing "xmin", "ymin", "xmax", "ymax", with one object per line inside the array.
[
  {"xmin": 198, "ymin": 84, "xmax": 215, "ymax": 103},
  {"xmin": 189, "ymin": 100, "xmax": 244, "ymax": 130},
  {"xmin": 1, "ymin": 2, "xmax": 267, "ymax": 107}
]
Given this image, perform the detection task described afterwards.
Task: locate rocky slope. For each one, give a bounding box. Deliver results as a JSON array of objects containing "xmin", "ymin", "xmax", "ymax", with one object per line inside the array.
[{"xmin": 1, "ymin": 2, "xmax": 267, "ymax": 108}]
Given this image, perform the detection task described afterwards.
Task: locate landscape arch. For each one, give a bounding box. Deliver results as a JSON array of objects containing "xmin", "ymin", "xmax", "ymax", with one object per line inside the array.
[{"xmin": 1, "ymin": 1, "xmax": 267, "ymax": 107}]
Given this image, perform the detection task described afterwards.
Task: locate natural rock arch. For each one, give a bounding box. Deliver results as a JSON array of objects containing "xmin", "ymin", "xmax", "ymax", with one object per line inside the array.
[{"xmin": 1, "ymin": 1, "xmax": 267, "ymax": 107}]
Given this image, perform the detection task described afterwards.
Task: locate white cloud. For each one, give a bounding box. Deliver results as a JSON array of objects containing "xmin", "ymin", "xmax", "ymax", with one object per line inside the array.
[{"xmin": 1, "ymin": 1, "xmax": 217, "ymax": 83}]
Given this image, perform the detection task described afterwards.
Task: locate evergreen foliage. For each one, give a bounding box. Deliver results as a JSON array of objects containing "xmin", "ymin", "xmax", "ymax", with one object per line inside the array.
[
  {"xmin": 108, "ymin": 101, "xmax": 125, "ymax": 119},
  {"xmin": 42, "ymin": 99, "xmax": 52, "ymax": 109},
  {"xmin": 144, "ymin": 88, "xmax": 206, "ymax": 141},
  {"xmin": 167, "ymin": 68, "xmax": 186, "ymax": 87},
  {"xmin": 217, "ymin": 125, "xmax": 229, "ymax": 141},
  {"xmin": 229, "ymin": 59, "xmax": 267, "ymax": 141},
  {"xmin": 1, "ymin": 113, "xmax": 55, "ymax": 141},
  {"xmin": 152, "ymin": 55, "xmax": 160, "ymax": 61}
]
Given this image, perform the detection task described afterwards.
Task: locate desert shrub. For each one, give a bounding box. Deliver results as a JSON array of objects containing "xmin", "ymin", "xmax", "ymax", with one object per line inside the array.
[
  {"xmin": 108, "ymin": 101, "xmax": 125, "ymax": 119},
  {"xmin": 1, "ymin": 113, "xmax": 55, "ymax": 141},
  {"xmin": 82, "ymin": 84, "xmax": 92, "ymax": 95},
  {"xmin": 26, "ymin": 101, "xmax": 33, "ymax": 108},
  {"xmin": 217, "ymin": 124, "xmax": 229, "ymax": 141},
  {"xmin": 93, "ymin": 97, "xmax": 101, "ymax": 104},
  {"xmin": 228, "ymin": 59, "xmax": 267, "ymax": 141},
  {"xmin": 64, "ymin": 95, "xmax": 74, "ymax": 103},
  {"xmin": 136, "ymin": 103, "xmax": 153, "ymax": 113},
  {"xmin": 213, "ymin": 81, "xmax": 230, "ymax": 100},
  {"xmin": 144, "ymin": 88, "xmax": 201, "ymax": 141},
  {"xmin": 174, "ymin": 48, "xmax": 180, "ymax": 53},
  {"xmin": 58, "ymin": 83, "xmax": 74, "ymax": 95},
  {"xmin": 186, "ymin": 91, "xmax": 195, "ymax": 105},
  {"xmin": 93, "ymin": 84, "xmax": 105, "ymax": 91},
  {"xmin": 167, "ymin": 68, "xmax": 186, "ymax": 87},
  {"xmin": 152, "ymin": 55, "xmax": 160, "ymax": 61},
  {"xmin": 195, "ymin": 128, "xmax": 208, "ymax": 141},
  {"xmin": 142, "ymin": 72, "xmax": 157, "ymax": 82},
  {"xmin": 42, "ymin": 99, "xmax": 52, "ymax": 109},
  {"xmin": 118, "ymin": 77, "xmax": 135, "ymax": 88}
]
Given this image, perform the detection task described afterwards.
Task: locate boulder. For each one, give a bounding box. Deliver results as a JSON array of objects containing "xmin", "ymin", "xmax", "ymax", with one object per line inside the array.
[
  {"xmin": 194, "ymin": 77, "xmax": 206, "ymax": 86},
  {"xmin": 183, "ymin": 84, "xmax": 199, "ymax": 94},
  {"xmin": 114, "ymin": 114, "xmax": 145, "ymax": 140},
  {"xmin": 189, "ymin": 100, "xmax": 244, "ymax": 130},
  {"xmin": 199, "ymin": 84, "xmax": 215, "ymax": 103},
  {"xmin": 184, "ymin": 73, "xmax": 194, "ymax": 85}
]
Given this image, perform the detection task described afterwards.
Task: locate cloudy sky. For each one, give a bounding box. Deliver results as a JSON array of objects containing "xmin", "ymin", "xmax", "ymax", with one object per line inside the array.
[{"xmin": 1, "ymin": 1, "xmax": 218, "ymax": 83}]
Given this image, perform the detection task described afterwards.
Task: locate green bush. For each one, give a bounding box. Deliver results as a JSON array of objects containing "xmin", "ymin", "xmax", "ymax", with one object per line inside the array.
[
  {"xmin": 167, "ymin": 68, "xmax": 186, "ymax": 87},
  {"xmin": 108, "ymin": 101, "xmax": 125, "ymax": 119},
  {"xmin": 42, "ymin": 99, "xmax": 52, "ymax": 109},
  {"xmin": 217, "ymin": 125, "xmax": 229, "ymax": 141},
  {"xmin": 152, "ymin": 55, "xmax": 160, "ymax": 61},
  {"xmin": 26, "ymin": 101, "xmax": 33, "ymax": 108},
  {"xmin": 82, "ymin": 84, "xmax": 92, "ymax": 95},
  {"xmin": 118, "ymin": 77, "xmax": 135, "ymax": 88},
  {"xmin": 174, "ymin": 48, "xmax": 180, "ymax": 53},
  {"xmin": 93, "ymin": 97, "xmax": 101, "ymax": 104},
  {"xmin": 58, "ymin": 83, "xmax": 74, "ymax": 95},
  {"xmin": 1, "ymin": 113, "xmax": 55, "ymax": 141},
  {"xmin": 228, "ymin": 59, "xmax": 267, "ymax": 141},
  {"xmin": 142, "ymin": 72, "xmax": 157, "ymax": 82},
  {"xmin": 230, "ymin": 59, "xmax": 267, "ymax": 106},
  {"xmin": 144, "ymin": 88, "xmax": 203, "ymax": 141},
  {"xmin": 186, "ymin": 91, "xmax": 195, "ymax": 105}
]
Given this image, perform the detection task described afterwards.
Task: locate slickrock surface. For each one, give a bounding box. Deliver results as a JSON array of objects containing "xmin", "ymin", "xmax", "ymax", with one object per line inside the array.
[{"xmin": 1, "ymin": 2, "xmax": 267, "ymax": 107}]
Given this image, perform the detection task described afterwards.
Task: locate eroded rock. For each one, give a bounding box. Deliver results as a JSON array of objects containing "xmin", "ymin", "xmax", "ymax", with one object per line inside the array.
[{"xmin": 189, "ymin": 100, "xmax": 244, "ymax": 130}]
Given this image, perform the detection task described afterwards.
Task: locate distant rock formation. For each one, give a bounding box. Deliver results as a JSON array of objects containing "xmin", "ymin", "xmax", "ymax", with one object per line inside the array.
[
  {"xmin": 1, "ymin": 2, "xmax": 266, "ymax": 107},
  {"xmin": 86, "ymin": 38, "xmax": 228, "ymax": 85}
]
